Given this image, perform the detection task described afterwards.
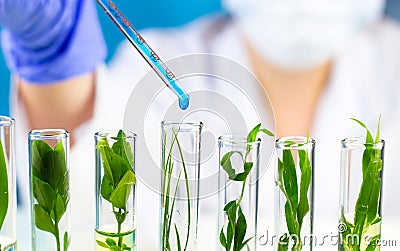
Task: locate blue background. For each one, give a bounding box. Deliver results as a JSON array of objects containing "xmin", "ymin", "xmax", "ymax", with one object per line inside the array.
[{"xmin": 1, "ymin": 0, "xmax": 399, "ymax": 116}]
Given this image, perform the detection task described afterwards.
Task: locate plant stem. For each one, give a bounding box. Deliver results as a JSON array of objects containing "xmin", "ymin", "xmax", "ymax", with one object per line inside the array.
[
  {"xmin": 117, "ymin": 208, "xmax": 123, "ymax": 249},
  {"xmin": 54, "ymin": 220, "xmax": 61, "ymax": 251},
  {"xmin": 237, "ymin": 180, "xmax": 246, "ymax": 207}
]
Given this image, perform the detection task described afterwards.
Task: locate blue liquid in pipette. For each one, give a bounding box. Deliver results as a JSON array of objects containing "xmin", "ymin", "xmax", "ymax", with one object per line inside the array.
[
  {"xmin": 179, "ymin": 96, "xmax": 190, "ymax": 110},
  {"xmin": 96, "ymin": 0, "xmax": 190, "ymax": 110}
]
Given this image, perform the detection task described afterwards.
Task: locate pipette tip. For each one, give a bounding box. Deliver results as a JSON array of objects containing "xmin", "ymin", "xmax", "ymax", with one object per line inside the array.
[{"xmin": 179, "ymin": 96, "xmax": 190, "ymax": 110}]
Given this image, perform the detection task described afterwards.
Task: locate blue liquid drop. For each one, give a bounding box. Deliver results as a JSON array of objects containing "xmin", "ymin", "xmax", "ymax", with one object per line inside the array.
[{"xmin": 179, "ymin": 97, "xmax": 190, "ymax": 110}]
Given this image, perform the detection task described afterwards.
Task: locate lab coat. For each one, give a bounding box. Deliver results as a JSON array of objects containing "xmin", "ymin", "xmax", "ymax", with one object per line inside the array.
[{"xmin": 12, "ymin": 14, "xmax": 400, "ymax": 250}]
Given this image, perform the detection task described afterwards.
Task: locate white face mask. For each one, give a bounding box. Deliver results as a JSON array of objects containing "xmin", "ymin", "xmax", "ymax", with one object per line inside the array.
[{"xmin": 223, "ymin": 0, "xmax": 385, "ymax": 70}]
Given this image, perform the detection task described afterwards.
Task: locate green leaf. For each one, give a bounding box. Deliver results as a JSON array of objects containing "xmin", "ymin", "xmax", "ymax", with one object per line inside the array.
[
  {"xmin": 123, "ymin": 243, "xmax": 131, "ymax": 250},
  {"xmin": 370, "ymin": 217, "xmax": 381, "ymax": 225},
  {"xmin": 339, "ymin": 208, "xmax": 352, "ymax": 249},
  {"xmin": 239, "ymin": 237, "xmax": 253, "ymax": 250},
  {"xmin": 110, "ymin": 171, "xmax": 135, "ymax": 209},
  {"xmin": 111, "ymin": 246, "xmax": 120, "ymax": 251},
  {"xmin": 221, "ymin": 152, "xmax": 253, "ymax": 182},
  {"xmin": 53, "ymin": 141, "xmax": 67, "ymax": 187},
  {"xmin": 259, "ymin": 128, "xmax": 275, "ymax": 137},
  {"xmin": 34, "ymin": 204, "xmax": 55, "ymax": 235},
  {"xmin": 353, "ymin": 159, "xmax": 382, "ymax": 238},
  {"xmin": 278, "ymin": 159, "xmax": 299, "ymax": 237},
  {"xmin": 220, "ymin": 228, "xmax": 227, "ymax": 250},
  {"xmin": 224, "ymin": 200, "xmax": 237, "ymax": 250},
  {"xmin": 362, "ymin": 147, "xmax": 372, "ymax": 178},
  {"xmin": 247, "ymin": 123, "xmax": 262, "ymax": 143},
  {"xmin": 31, "ymin": 140, "xmax": 53, "ymax": 182},
  {"xmin": 297, "ymin": 150, "xmax": 312, "ymax": 229},
  {"xmin": 224, "ymin": 200, "xmax": 237, "ymax": 228},
  {"xmin": 64, "ymin": 231, "xmax": 70, "ymax": 250},
  {"xmin": 96, "ymin": 240, "xmax": 111, "ymax": 248},
  {"xmin": 277, "ymin": 159, "xmax": 285, "ymax": 190},
  {"xmin": 366, "ymin": 165, "xmax": 382, "ymax": 225},
  {"xmin": 174, "ymin": 224, "xmax": 182, "ymax": 251},
  {"xmin": 277, "ymin": 149, "xmax": 300, "ymax": 240},
  {"xmin": 97, "ymin": 139, "xmax": 116, "ymax": 186},
  {"xmin": 351, "ymin": 118, "xmax": 374, "ymax": 144},
  {"xmin": 32, "ymin": 141, "xmax": 67, "ymax": 193},
  {"xmin": 375, "ymin": 114, "xmax": 381, "ymax": 143},
  {"xmin": 232, "ymin": 162, "xmax": 253, "ymax": 182},
  {"xmin": 227, "ymin": 221, "xmax": 234, "ymax": 251},
  {"xmin": 101, "ymin": 175, "xmax": 113, "ymax": 202},
  {"xmin": 282, "ymin": 150, "xmax": 298, "ymax": 213},
  {"xmin": 221, "ymin": 152, "xmax": 236, "ymax": 179},
  {"xmin": 247, "ymin": 123, "xmax": 275, "ymax": 143},
  {"xmin": 33, "ymin": 177, "xmax": 55, "ymax": 214},
  {"xmin": 0, "ymin": 140, "xmax": 9, "ymax": 231},
  {"xmin": 284, "ymin": 201, "xmax": 298, "ymax": 236},
  {"xmin": 112, "ymin": 130, "xmax": 134, "ymax": 169},
  {"xmin": 111, "ymin": 154, "xmax": 134, "ymax": 186},
  {"xmin": 97, "ymin": 237, "xmax": 127, "ymax": 251},
  {"xmin": 54, "ymin": 193, "xmax": 67, "ymax": 222},
  {"xmin": 246, "ymin": 123, "xmax": 275, "ymax": 142},
  {"xmin": 365, "ymin": 234, "xmax": 380, "ymax": 251},
  {"xmin": 98, "ymin": 135, "xmax": 136, "ymax": 191},
  {"xmin": 233, "ymin": 207, "xmax": 247, "ymax": 251},
  {"xmin": 246, "ymin": 124, "xmax": 274, "ymax": 152},
  {"xmin": 221, "ymin": 151, "xmax": 243, "ymax": 181},
  {"xmin": 106, "ymin": 238, "xmax": 117, "ymax": 247},
  {"xmin": 283, "ymin": 141, "xmax": 297, "ymax": 147},
  {"xmin": 31, "ymin": 139, "xmax": 69, "ymax": 251}
]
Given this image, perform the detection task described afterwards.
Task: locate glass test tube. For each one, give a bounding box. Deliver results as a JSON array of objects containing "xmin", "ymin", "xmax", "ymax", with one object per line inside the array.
[
  {"xmin": 275, "ymin": 137, "xmax": 315, "ymax": 251},
  {"xmin": 0, "ymin": 116, "xmax": 17, "ymax": 251},
  {"xmin": 339, "ymin": 137, "xmax": 384, "ymax": 251},
  {"xmin": 217, "ymin": 135, "xmax": 261, "ymax": 250},
  {"xmin": 160, "ymin": 121, "xmax": 202, "ymax": 251},
  {"xmin": 95, "ymin": 130, "xmax": 137, "ymax": 251},
  {"xmin": 29, "ymin": 129, "xmax": 71, "ymax": 251}
]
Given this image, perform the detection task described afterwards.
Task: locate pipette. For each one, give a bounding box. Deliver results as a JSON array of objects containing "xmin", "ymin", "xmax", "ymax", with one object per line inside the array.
[{"xmin": 96, "ymin": 0, "xmax": 190, "ymax": 110}]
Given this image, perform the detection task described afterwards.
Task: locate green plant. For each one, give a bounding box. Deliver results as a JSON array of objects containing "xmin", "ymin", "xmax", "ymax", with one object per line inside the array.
[
  {"xmin": 31, "ymin": 140, "xmax": 70, "ymax": 251},
  {"xmin": 219, "ymin": 124, "xmax": 274, "ymax": 251},
  {"xmin": 161, "ymin": 129, "xmax": 192, "ymax": 251},
  {"xmin": 340, "ymin": 117, "xmax": 383, "ymax": 251},
  {"xmin": 96, "ymin": 130, "xmax": 136, "ymax": 251},
  {"xmin": 276, "ymin": 138, "xmax": 312, "ymax": 251},
  {"xmin": 0, "ymin": 140, "xmax": 8, "ymax": 233}
]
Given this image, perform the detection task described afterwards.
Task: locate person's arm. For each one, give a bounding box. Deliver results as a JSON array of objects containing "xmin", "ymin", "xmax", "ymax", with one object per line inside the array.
[
  {"xmin": 18, "ymin": 74, "xmax": 95, "ymax": 143},
  {"xmin": 1, "ymin": 0, "xmax": 106, "ymax": 141}
]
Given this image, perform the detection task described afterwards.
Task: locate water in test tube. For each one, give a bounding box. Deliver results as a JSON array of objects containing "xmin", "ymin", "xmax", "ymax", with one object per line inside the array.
[{"xmin": 96, "ymin": 0, "xmax": 190, "ymax": 110}]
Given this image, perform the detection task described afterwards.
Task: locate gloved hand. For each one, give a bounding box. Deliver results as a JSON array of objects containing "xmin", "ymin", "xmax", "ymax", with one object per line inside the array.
[{"xmin": 0, "ymin": 0, "xmax": 106, "ymax": 83}]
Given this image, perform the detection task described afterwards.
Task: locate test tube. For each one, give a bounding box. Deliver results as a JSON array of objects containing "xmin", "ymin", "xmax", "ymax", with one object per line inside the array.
[
  {"xmin": 95, "ymin": 130, "xmax": 137, "ymax": 250},
  {"xmin": 160, "ymin": 121, "xmax": 202, "ymax": 250},
  {"xmin": 29, "ymin": 129, "xmax": 71, "ymax": 251},
  {"xmin": 0, "ymin": 116, "xmax": 17, "ymax": 251}
]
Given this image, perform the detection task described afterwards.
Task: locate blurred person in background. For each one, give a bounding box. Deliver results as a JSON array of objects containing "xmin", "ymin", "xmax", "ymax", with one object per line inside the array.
[{"xmin": 1, "ymin": 0, "xmax": 400, "ymax": 249}]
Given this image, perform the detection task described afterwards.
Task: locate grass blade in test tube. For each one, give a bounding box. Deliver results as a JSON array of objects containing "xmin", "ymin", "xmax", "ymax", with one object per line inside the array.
[{"xmin": 96, "ymin": 0, "xmax": 190, "ymax": 110}]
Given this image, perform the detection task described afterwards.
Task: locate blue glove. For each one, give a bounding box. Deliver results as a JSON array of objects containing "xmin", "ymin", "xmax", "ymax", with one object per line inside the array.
[{"xmin": 0, "ymin": 0, "xmax": 106, "ymax": 84}]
